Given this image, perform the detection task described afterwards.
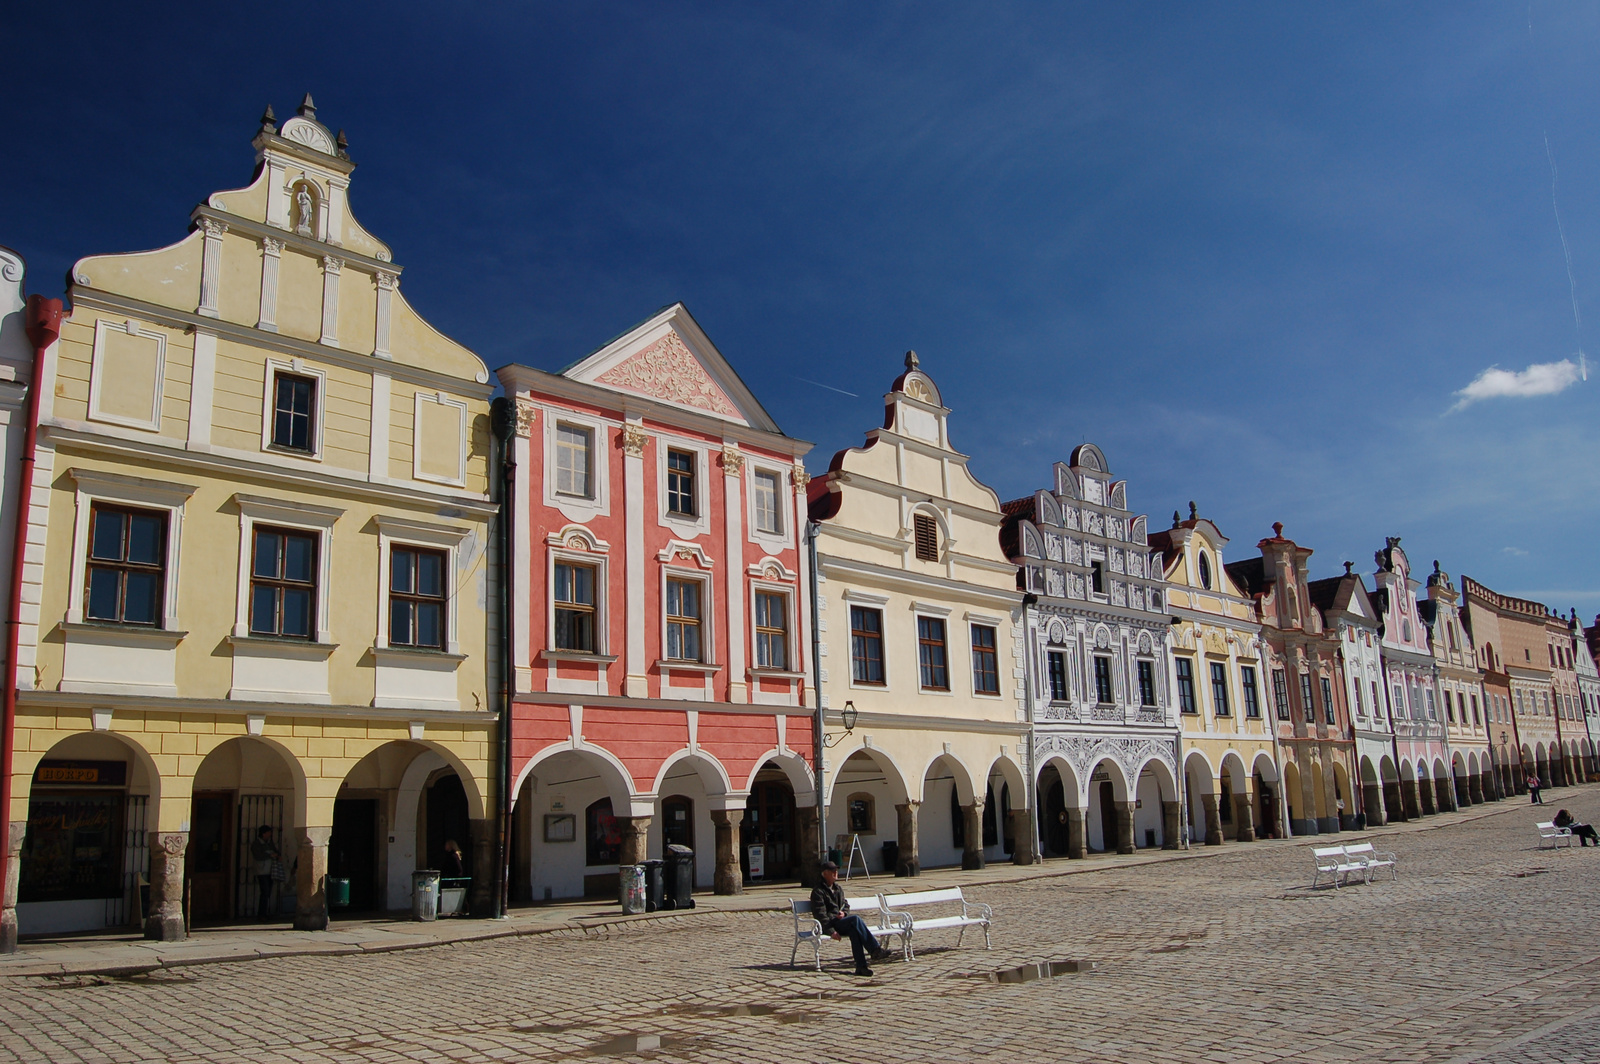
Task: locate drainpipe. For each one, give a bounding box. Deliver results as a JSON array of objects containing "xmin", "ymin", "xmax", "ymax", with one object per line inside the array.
[
  {"xmin": 1, "ymin": 296, "xmax": 56, "ymax": 954},
  {"xmin": 806, "ymin": 520, "xmax": 826, "ymax": 866},
  {"xmin": 489, "ymin": 398, "xmax": 517, "ymax": 919},
  {"xmin": 1021, "ymin": 594, "xmax": 1040, "ymax": 861}
]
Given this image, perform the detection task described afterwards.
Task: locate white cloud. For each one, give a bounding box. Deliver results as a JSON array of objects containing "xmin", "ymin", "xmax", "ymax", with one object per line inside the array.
[
  {"xmin": 1502, "ymin": 546, "xmax": 1529, "ymax": 557},
  {"xmin": 1450, "ymin": 358, "xmax": 1583, "ymax": 411}
]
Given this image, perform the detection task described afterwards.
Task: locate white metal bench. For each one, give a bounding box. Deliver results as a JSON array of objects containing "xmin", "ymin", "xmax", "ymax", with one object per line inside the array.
[
  {"xmin": 1341, "ymin": 842, "xmax": 1398, "ymax": 883},
  {"xmin": 1538, "ymin": 821, "xmax": 1574, "ymax": 849},
  {"xmin": 1311, "ymin": 845, "xmax": 1370, "ymax": 889},
  {"xmin": 790, "ymin": 897, "xmax": 910, "ymax": 970},
  {"xmin": 878, "ymin": 887, "xmax": 992, "ymax": 960}
]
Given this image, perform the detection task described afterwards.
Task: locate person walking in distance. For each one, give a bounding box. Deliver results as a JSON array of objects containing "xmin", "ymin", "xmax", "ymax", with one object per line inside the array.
[
  {"xmin": 1528, "ymin": 775, "xmax": 1544, "ymax": 805},
  {"xmin": 251, "ymin": 825, "xmax": 281, "ymax": 919},
  {"xmin": 809, "ymin": 860, "xmax": 890, "ymax": 976}
]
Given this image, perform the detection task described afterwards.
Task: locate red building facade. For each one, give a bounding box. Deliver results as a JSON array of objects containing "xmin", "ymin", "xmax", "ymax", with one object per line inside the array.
[{"xmin": 499, "ymin": 306, "xmax": 816, "ymax": 902}]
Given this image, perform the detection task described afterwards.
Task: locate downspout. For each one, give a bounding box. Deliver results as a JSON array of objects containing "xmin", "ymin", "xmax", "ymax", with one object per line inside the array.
[
  {"xmin": 1, "ymin": 296, "xmax": 57, "ymax": 954},
  {"xmin": 806, "ymin": 520, "xmax": 826, "ymax": 867},
  {"xmin": 1020, "ymin": 594, "xmax": 1040, "ymax": 861},
  {"xmin": 490, "ymin": 398, "xmax": 517, "ymax": 919}
]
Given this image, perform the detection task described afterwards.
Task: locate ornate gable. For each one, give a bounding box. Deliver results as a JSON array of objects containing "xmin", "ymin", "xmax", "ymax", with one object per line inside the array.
[{"xmin": 594, "ymin": 330, "xmax": 741, "ymax": 419}]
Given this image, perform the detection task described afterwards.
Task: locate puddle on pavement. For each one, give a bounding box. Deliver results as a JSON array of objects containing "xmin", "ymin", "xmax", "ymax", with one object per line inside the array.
[
  {"xmin": 962, "ymin": 958, "xmax": 1097, "ymax": 984},
  {"xmin": 660, "ymin": 1003, "xmax": 819, "ymax": 1024},
  {"xmin": 588, "ymin": 1033, "xmax": 684, "ymax": 1056}
]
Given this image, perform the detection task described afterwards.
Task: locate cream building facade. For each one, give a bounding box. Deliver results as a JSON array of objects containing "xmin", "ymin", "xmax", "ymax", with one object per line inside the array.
[
  {"xmin": 1421, "ymin": 562, "xmax": 1495, "ymax": 805},
  {"xmin": 806, "ymin": 353, "xmax": 1029, "ymax": 876},
  {"xmin": 1149, "ymin": 508, "xmax": 1277, "ymax": 847},
  {"xmin": 4, "ymin": 98, "xmax": 497, "ymax": 941}
]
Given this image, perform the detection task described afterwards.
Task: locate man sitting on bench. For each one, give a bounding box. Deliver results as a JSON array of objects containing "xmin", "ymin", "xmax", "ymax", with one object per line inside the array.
[
  {"xmin": 1554, "ymin": 809, "xmax": 1599, "ymax": 847},
  {"xmin": 810, "ymin": 860, "xmax": 890, "ymax": 976}
]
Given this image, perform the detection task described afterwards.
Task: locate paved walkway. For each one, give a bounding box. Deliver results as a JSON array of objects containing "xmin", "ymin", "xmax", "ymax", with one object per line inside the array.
[{"xmin": 2, "ymin": 788, "xmax": 1596, "ymax": 1063}]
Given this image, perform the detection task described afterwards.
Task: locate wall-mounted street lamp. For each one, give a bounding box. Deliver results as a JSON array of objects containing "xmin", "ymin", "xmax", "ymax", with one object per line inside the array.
[{"xmin": 823, "ymin": 700, "xmax": 858, "ymax": 748}]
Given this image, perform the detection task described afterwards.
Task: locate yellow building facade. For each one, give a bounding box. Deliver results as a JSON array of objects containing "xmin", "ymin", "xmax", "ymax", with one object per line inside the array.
[
  {"xmin": 1150, "ymin": 510, "xmax": 1280, "ymax": 844},
  {"xmin": 4, "ymin": 98, "xmax": 497, "ymax": 940}
]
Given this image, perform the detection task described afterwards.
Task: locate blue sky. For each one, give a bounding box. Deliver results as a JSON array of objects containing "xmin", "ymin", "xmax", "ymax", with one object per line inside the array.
[{"xmin": 5, "ymin": 3, "xmax": 1597, "ymax": 616}]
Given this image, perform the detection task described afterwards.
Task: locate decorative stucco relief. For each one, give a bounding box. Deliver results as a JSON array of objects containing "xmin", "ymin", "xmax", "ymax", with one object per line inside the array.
[
  {"xmin": 596, "ymin": 331, "xmax": 741, "ymax": 418},
  {"xmin": 1033, "ymin": 734, "xmax": 1176, "ymax": 788}
]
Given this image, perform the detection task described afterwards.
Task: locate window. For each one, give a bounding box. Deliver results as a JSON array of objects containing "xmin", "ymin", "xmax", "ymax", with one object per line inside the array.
[
  {"xmin": 753, "ymin": 470, "xmax": 782, "ymax": 535},
  {"xmin": 1321, "ymin": 677, "xmax": 1335, "ymax": 724},
  {"xmin": 1047, "ymin": 650, "xmax": 1069, "ymax": 701},
  {"xmin": 1351, "ymin": 681, "xmax": 1364, "ymax": 717},
  {"xmin": 1273, "ymin": 669, "xmax": 1290, "ymax": 720},
  {"xmin": 1446, "ymin": 692, "xmax": 1456, "ymax": 723},
  {"xmin": 84, "ymin": 504, "xmax": 166, "ymax": 626},
  {"xmin": 665, "ymin": 578, "xmax": 702, "ymax": 661},
  {"xmin": 389, "ymin": 546, "xmax": 445, "ymax": 649},
  {"xmin": 1393, "ymin": 685, "xmax": 1405, "ymax": 718},
  {"xmin": 1372, "ymin": 681, "xmax": 1382, "ymax": 720},
  {"xmin": 1241, "ymin": 665, "xmax": 1260, "ymax": 718},
  {"xmin": 754, "ymin": 591, "xmax": 788, "ymax": 669},
  {"xmin": 555, "ymin": 423, "xmax": 594, "ymax": 498},
  {"xmin": 249, "ymin": 527, "xmax": 317, "ymax": 639},
  {"xmin": 971, "ymin": 624, "xmax": 999, "ymax": 695},
  {"xmin": 913, "ymin": 513, "xmax": 938, "ymax": 561},
  {"xmin": 1300, "ymin": 674, "xmax": 1316, "ymax": 724},
  {"xmin": 1090, "ymin": 560, "xmax": 1105, "ymax": 595},
  {"xmin": 1094, "ymin": 655, "xmax": 1114, "ymax": 704},
  {"xmin": 270, "ymin": 372, "xmax": 317, "ymax": 452},
  {"xmin": 1198, "ymin": 551, "xmax": 1212, "ymax": 590},
  {"xmin": 1471, "ymin": 693, "xmax": 1480, "ymax": 726},
  {"xmin": 553, "ymin": 561, "xmax": 597, "ymax": 652},
  {"xmin": 847, "ymin": 793, "xmax": 876, "ymax": 835},
  {"xmin": 850, "ymin": 607, "xmax": 885, "ymax": 685},
  {"xmin": 1175, "ymin": 658, "xmax": 1197, "ymax": 714},
  {"xmin": 1138, "ymin": 660, "xmax": 1157, "ymax": 707},
  {"xmin": 918, "ymin": 616, "xmax": 949, "ymax": 690},
  {"xmin": 1211, "ymin": 662, "xmax": 1231, "ymax": 717},
  {"xmin": 666, "ymin": 449, "xmax": 696, "ymax": 517}
]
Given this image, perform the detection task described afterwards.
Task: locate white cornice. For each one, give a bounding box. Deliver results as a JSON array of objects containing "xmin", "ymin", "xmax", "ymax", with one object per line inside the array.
[
  {"xmin": 191, "ymin": 206, "xmax": 398, "ymax": 276},
  {"xmin": 817, "ymin": 553, "xmax": 1022, "ymax": 610}
]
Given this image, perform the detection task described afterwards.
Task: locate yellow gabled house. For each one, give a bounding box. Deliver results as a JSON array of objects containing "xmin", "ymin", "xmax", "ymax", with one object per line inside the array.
[{"xmin": 4, "ymin": 97, "xmax": 497, "ymax": 941}]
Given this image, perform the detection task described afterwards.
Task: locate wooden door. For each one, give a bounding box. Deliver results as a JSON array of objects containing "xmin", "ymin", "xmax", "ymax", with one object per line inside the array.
[
  {"xmin": 741, "ymin": 782, "xmax": 795, "ymax": 879},
  {"xmin": 188, "ymin": 791, "xmax": 235, "ymax": 922}
]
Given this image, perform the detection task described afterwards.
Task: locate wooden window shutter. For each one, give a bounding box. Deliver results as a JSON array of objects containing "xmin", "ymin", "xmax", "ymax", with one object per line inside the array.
[{"xmin": 913, "ymin": 513, "xmax": 938, "ymax": 561}]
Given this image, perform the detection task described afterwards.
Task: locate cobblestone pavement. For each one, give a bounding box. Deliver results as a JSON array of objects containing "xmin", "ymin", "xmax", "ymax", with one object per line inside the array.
[{"xmin": 4, "ymin": 791, "xmax": 1600, "ymax": 1064}]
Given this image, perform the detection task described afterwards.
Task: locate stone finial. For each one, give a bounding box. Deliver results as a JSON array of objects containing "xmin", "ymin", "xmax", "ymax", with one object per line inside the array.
[
  {"xmin": 260, "ymin": 104, "xmax": 278, "ymax": 134},
  {"xmin": 1188, "ymin": 501, "xmax": 1198, "ymax": 521},
  {"xmin": 1344, "ymin": 561, "xmax": 1353, "ymax": 576},
  {"xmin": 1172, "ymin": 510, "xmax": 1181, "ymax": 529},
  {"xmin": 904, "ymin": 350, "xmax": 919, "ymax": 371},
  {"xmin": 1272, "ymin": 522, "xmax": 1284, "ymax": 539},
  {"xmin": 335, "ymin": 129, "xmax": 349, "ymax": 156},
  {"xmin": 298, "ymin": 93, "xmax": 317, "ymax": 118}
]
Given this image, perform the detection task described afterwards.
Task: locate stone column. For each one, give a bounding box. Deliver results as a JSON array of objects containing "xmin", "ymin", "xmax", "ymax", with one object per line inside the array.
[
  {"xmin": 1401, "ymin": 779, "xmax": 1422, "ymax": 820},
  {"xmin": 1363, "ymin": 782, "xmax": 1386, "ymax": 826},
  {"xmin": 1382, "ymin": 781, "xmax": 1405, "ymax": 822},
  {"xmin": 1458, "ymin": 773, "xmax": 1474, "ymax": 807},
  {"xmin": 1200, "ymin": 793, "xmax": 1224, "ymax": 846},
  {"xmin": 1065, "ymin": 808, "xmax": 1087, "ymax": 859},
  {"xmin": 469, "ymin": 818, "xmax": 495, "ymax": 915},
  {"xmin": 617, "ymin": 816, "xmax": 650, "ymax": 866},
  {"xmin": 1474, "ymin": 770, "xmax": 1490, "ymax": 803},
  {"xmin": 894, "ymin": 802, "xmax": 920, "ymax": 877},
  {"xmin": 1418, "ymin": 779, "xmax": 1436, "ymax": 816},
  {"xmin": 1, "ymin": 821, "xmax": 26, "ymax": 954},
  {"xmin": 796, "ymin": 805, "xmax": 821, "ymax": 887},
  {"xmin": 1114, "ymin": 802, "xmax": 1136, "ymax": 855},
  {"xmin": 1160, "ymin": 801, "xmax": 1181, "ymax": 850},
  {"xmin": 1511, "ymin": 762, "xmax": 1526, "ymax": 795},
  {"xmin": 961, "ymin": 802, "xmax": 985, "ymax": 870},
  {"xmin": 145, "ymin": 831, "xmax": 188, "ymax": 941},
  {"xmin": 710, "ymin": 810, "xmax": 742, "ymax": 895},
  {"xmin": 1437, "ymin": 777, "xmax": 1457, "ymax": 813},
  {"xmin": 1232, "ymin": 791, "xmax": 1256, "ymax": 842},
  {"xmin": 294, "ymin": 827, "xmax": 331, "ymax": 932},
  {"xmin": 1009, "ymin": 809, "xmax": 1038, "ymax": 864}
]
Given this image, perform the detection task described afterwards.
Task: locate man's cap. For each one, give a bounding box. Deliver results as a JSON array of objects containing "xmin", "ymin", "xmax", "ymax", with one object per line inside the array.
[{"xmin": 821, "ymin": 860, "xmax": 839, "ymax": 871}]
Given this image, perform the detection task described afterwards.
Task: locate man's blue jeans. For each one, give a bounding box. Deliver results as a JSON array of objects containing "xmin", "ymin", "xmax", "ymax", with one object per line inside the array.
[{"xmin": 829, "ymin": 914, "xmax": 879, "ymax": 966}]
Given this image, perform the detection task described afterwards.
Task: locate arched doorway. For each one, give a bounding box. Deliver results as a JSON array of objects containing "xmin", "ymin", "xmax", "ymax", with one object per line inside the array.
[
  {"xmin": 188, "ymin": 736, "xmax": 302, "ymax": 923},
  {"xmin": 1086, "ymin": 759, "xmax": 1130, "ymax": 854},
  {"xmin": 1133, "ymin": 759, "xmax": 1177, "ymax": 849},
  {"xmin": 1183, "ymin": 753, "xmax": 1216, "ymax": 845},
  {"xmin": 512, "ymin": 747, "xmax": 635, "ymax": 901},
  {"xmin": 1282, "ymin": 760, "xmax": 1306, "ymax": 835},
  {"xmin": 825, "ymin": 748, "xmax": 911, "ymax": 875},
  {"xmin": 1037, "ymin": 756, "xmax": 1082, "ymax": 858},
  {"xmin": 742, "ymin": 759, "xmax": 801, "ymax": 882},
  {"xmin": 918, "ymin": 753, "xmax": 975, "ymax": 870},
  {"xmin": 1331, "ymin": 761, "xmax": 1353, "ymax": 829},
  {"xmin": 984, "ymin": 756, "xmax": 1029, "ymax": 863},
  {"xmin": 1253, "ymin": 752, "xmax": 1280, "ymax": 840}
]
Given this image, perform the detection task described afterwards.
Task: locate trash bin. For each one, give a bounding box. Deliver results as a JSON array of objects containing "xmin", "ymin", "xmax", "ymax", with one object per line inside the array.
[
  {"xmin": 664, "ymin": 843, "xmax": 695, "ymax": 910},
  {"xmin": 642, "ymin": 859, "xmax": 665, "ymax": 913},
  {"xmin": 619, "ymin": 864, "xmax": 647, "ymax": 914},
  {"xmin": 411, "ymin": 870, "xmax": 441, "ymax": 921},
  {"xmin": 882, "ymin": 840, "xmax": 899, "ymax": 874},
  {"xmin": 827, "ymin": 847, "xmax": 841, "ymax": 867},
  {"xmin": 325, "ymin": 876, "xmax": 351, "ymax": 909}
]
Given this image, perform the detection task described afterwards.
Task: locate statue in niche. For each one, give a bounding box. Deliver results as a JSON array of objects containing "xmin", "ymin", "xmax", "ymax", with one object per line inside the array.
[{"xmin": 294, "ymin": 185, "xmax": 315, "ymax": 236}]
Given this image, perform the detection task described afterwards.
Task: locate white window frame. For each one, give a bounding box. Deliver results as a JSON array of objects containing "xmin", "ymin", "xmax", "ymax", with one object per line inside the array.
[
  {"xmin": 747, "ymin": 464, "xmax": 787, "ymax": 543},
  {"xmin": 65, "ymin": 469, "xmax": 196, "ymax": 630},
  {"xmin": 843, "ymin": 590, "xmax": 891, "ymax": 691},
  {"xmin": 749, "ymin": 581, "xmax": 797, "ymax": 674},
  {"xmin": 913, "ymin": 603, "xmax": 954, "ymax": 697},
  {"xmin": 543, "ymin": 408, "xmax": 610, "ymax": 520},
  {"xmin": 374, "ymin": 515, "xmax": 472, "ymax": 655},
  {"xmin": 88, "ymin": 318, "xmax": 167, "ymax": 432},
  {"xmin": 965, "ymin": 610, "xmax": 1004, "ymax": 699},
  {"xmin": 232, "ymin": 494, "xmax": 343, "ymax": 644},
  {"xmin": 659, "ymin": 566, "xmax": 716, "ymax": 669},
  {"xmin": 545, "ymin": 535, "xmax": 612, "ymax": 659},
  {"xmin": 655, "ymin": 435, "xmax": 711, "ymax": 537},
  {"xmin": 260, "ymin": 358, "xmax": 327, "ymax": 462},
  {"xmin": 412, "ymin": 390, "xmax": 468, "ymax": 487}
]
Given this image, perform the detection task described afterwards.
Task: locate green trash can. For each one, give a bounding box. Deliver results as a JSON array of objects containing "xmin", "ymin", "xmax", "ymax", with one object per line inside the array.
[{"xmin": 325, "ymin": 876, "xmax": 351, "ymax": 909}]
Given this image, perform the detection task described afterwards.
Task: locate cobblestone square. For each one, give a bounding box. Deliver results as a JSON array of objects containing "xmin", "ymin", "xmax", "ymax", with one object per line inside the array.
[{"xmin": 5, "ymin": 794, "xmax": 1600, "ymax": 1064}]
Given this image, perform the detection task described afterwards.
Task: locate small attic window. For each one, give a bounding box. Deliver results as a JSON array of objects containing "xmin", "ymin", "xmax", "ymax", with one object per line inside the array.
[
  {"xmin": 913, "ymin": 514, "xmax": 938, "ymax": 561},
  {"xmin": 1198, "ymin": 551, "xmax": 1213, "ymax": 590}
]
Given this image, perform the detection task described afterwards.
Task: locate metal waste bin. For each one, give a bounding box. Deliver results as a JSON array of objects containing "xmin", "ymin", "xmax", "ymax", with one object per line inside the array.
[
  {"xmin": 325, "ymin": 876, "xmax": 351, "ymax": 909},
  {"xmin": 411, "ymin": 869, "xmax": 441, "ymax": 921},
  {"xmin": 642, "ymin": 859, "xmax": 665, "ymax": 912},
  {"xmin": 619, "ymin": 863, "xmax": 647, "ymax": 914},
  {"xmin": 664, "ymin": 843, "xmax": 695, "ymax": 910}
]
